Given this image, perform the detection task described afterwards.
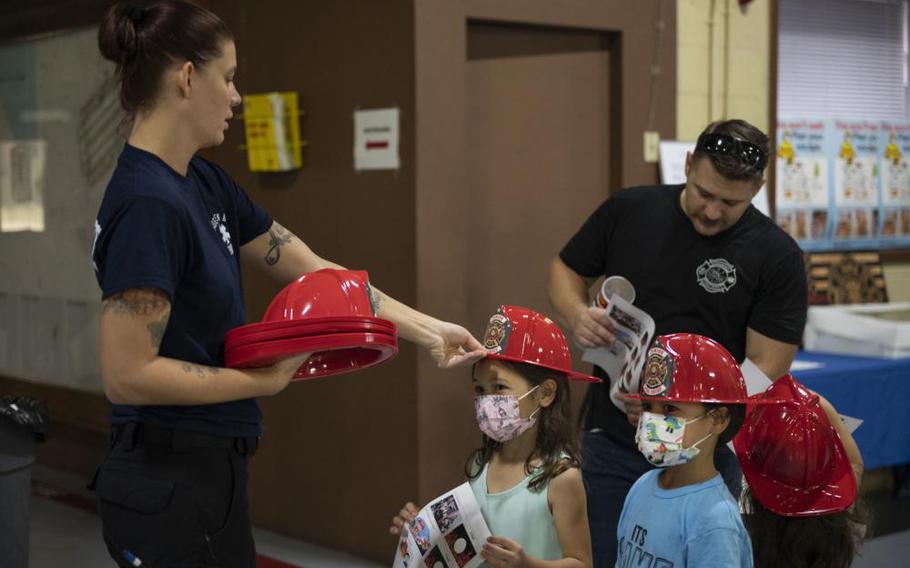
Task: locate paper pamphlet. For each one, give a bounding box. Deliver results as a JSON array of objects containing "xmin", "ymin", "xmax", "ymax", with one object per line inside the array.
[
  {"xmin": 393, "ymin": 482, "xmax": 491, "ymax": 568},
  {"xmin": 580, "ymin": 295, "xmax": 656, "ymax": 412},
  {"xmin": 789, "ymin": 360, "xmax": 825, "ymax": 371},
  {"xmin": 838, "ymin": 414, "xmax": 863, "ymax": 433},
  {"xmin": 740, "ymin": 358, "xmax": 773, "ymax": 396}
]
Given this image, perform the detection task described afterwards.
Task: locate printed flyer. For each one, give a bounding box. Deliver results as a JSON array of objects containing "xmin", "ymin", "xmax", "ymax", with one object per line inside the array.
[
  {"xmin": 393, "ymin": 483, "xmax": 491, "ymax": 568},
  {"xmin": 580, "ymin": 295, "xmax": 656, "ymax": 412}
]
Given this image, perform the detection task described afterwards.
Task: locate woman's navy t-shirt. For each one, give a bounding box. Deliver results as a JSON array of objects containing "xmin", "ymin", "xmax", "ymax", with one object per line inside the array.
[{"xmin": 92, "ymin": 144, "xmax": 272, "ymax": 437}]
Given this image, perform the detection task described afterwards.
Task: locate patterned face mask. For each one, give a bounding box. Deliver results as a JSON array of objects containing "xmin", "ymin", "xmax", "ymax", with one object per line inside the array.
[
  {"xmin": 474, "ymin": 385, "xmax": 540, "ymax": 442},
  {"xmin": 635, "ymin": 410, "xmax": 713, "ymax": 467}
]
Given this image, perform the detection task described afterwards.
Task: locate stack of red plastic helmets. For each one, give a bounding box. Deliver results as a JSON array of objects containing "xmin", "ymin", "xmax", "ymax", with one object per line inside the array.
[{"xmin": 225, "ymin": 269, "xmax": 398, "ymax": 381}]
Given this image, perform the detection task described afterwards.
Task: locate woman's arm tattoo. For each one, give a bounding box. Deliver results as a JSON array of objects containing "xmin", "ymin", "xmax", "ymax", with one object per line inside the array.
[
  {"xmin": 180, "ymin": 362, "xmax": 221, "ymax": 378},
  {"xmin": 370, "ymin": 286, "xmax": 384, "ymax": 312},
  {"xmin": 102, "ymin": 289, "xmax": 171, "ymax": 349},
  {"xmin": 265, "ymin": 223, "xmax": 294, "ymax": 266},
  {"xmin": 147, "ymin": 312, "xmax": 169, "ymax": 348}
]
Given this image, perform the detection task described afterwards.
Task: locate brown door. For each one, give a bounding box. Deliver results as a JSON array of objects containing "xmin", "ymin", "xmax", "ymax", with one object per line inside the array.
[{"xmin": 465, "ymin": 25, "xmax": 612, "ymax": 340}]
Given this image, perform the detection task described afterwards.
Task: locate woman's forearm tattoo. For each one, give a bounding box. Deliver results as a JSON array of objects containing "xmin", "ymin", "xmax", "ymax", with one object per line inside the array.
[
  {"xmin": 265, "ymin": 224, "xmax": 294, "ymax": 266},
  {"xmin": 370, "ymin": 286, "xmax": 384, "ymax": 312},
  {"xmin": 181, "ymin": 362, "xmax": 221, "ymax": 378}
]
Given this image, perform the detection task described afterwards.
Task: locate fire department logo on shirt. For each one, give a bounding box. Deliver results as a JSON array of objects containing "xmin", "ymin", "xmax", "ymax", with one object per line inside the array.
[
  {"xmin": 641, "ymin": 346, "xmax": 674, "ymax": 397},
  {"xmin": 482, "ymin": 312, "xmax": 512, "ymax": 354},
  {"xmin": 696, "ymin": 258, "xmax": 737, "ymax": 293},
  {"xmin": 91, "ymin": 219, "xmax": 101, "ymax": 271},
  {"xmin": 210, "ymin": 213, "xmax": 234, "ymax": 255}
]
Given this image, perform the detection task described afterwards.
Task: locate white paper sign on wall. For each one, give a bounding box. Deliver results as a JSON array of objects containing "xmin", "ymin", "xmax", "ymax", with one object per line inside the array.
[{"xmin": 354, "ymin": 107, "xmax": 400, "ymax": 170}]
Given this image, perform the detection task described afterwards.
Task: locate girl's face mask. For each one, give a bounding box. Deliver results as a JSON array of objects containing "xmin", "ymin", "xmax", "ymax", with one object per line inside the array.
[
  {"xmin": 474, "ymin": 385, "xmax": 540, "ymax": 442},
  {"xmin": 635, "ymin": 410, "xmax": 714, "ymax": 467}
]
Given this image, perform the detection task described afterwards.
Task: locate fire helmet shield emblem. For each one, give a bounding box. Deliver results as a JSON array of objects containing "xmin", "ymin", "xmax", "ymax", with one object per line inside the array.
[
  {"xmin": 641, "ymin": 346, "xmax": 674, "ymax": 397},
  {"xmin": 482, "ymin": 312, "xmax": 512, "ymax": 354}
]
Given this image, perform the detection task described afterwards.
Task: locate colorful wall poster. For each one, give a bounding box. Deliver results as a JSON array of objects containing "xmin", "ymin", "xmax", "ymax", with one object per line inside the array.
[
  {"xmin": 830, "ymin": 120, "xmax": 880, "ymax": 248},
  {"xmin": 879, "ymin": 121, "xmax": 910, "ymax": 246},
  {"xmin": 776, "ymin": 119, "xmax": 830, "ymax": 247}
]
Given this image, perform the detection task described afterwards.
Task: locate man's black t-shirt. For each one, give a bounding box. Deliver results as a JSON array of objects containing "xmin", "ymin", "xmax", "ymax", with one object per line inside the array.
[
  {"xmin": 559, "ymin": 184, "xmax": 807, "ymax": 449},
  {"xmin": 93, "ymin": 145, "xmax": 272, "ymax": 437}
]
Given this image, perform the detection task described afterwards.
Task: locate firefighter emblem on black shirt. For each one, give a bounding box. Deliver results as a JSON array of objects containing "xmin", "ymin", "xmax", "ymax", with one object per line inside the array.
[{"xmin": 696, "ymin": 258, "xmax": 737, "ymax": 293}]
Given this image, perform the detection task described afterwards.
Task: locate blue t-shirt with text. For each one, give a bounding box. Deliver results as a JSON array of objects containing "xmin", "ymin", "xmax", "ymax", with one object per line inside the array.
[
  {"xmin": 92, "ymin": 144, "xmax": 272, "ymax": 437},
  {"xmin": 616, "ymin": 470, "xmax": 752, "ymax": 568}
]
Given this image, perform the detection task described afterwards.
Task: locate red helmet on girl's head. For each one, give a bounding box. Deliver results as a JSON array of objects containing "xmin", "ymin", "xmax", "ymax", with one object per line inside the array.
[
  {"xmin": 627, "ymin": 333, "xmax": 749, "ymax": 403},
  {"xmin": 734, "ymin": 374, "xmax": 857, "ymax": 517},
  {"xmin": 482, "ymin": 305, "xmax": 600, "ymax": 383}
]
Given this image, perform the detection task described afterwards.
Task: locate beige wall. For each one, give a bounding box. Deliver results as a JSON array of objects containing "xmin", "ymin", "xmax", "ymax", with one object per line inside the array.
[{"xmin": 677, "ymin": 0, "xmax": 770, "ymax": 139}]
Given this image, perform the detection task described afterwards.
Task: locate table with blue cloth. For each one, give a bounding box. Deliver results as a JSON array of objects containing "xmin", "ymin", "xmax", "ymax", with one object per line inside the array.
[{"xmin": 793, "ymin": 351, "xmax": 910, "ymax": 470}]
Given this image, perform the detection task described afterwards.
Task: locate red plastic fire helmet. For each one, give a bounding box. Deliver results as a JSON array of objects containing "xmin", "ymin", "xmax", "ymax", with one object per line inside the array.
[
  {"xmin": 224, "ymin": 268, "xmax": 397, "ymax": 380},
  {"xmin": 263, "ymin": 268, "xmax": 376, "ymax": 321},
  {"xmin": 627, "ymin": 333, "xmax": 749, "ymax": 403},
  {"xmin": 481, "ymin": 305, "xmax": 600, "ymax": 383},
  {"xmin": 734, "ymin": 374, "xmax": 857, "ymax": 517}
]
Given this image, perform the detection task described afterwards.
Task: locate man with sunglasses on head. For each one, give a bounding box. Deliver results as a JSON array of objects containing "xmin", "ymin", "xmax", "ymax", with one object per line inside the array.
[{"xmin": 547, "ymin": 119, "xmax": 808, "ymax": 568}]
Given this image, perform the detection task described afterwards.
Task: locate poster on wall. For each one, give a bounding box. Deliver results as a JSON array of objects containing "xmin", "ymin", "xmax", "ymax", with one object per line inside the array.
[
  {"xmin": 775, "ymin": 118, "xmax": 910, "ymax": 252},
  {"xmin": 775, "ymin": 119, "xmax": 830, "ymax": 248},
  {"xmin": 831, "ymin": 120, "xmax": 880, "ymax": 248},
  {"xmin": 879, "ymin": 121, "xmax": 910, "ymax": 246}
]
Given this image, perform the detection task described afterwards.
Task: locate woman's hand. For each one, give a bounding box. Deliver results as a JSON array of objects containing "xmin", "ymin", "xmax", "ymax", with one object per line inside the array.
[
  {"xmin": 257, "ymin": 353, "xmax": 311, "ymax": 396},
  {"xmin": 482, "ymin": 536, "xmax": 529, "ymax": 567},
  {"xmin": 428, "ymin": 321, "xmax": 486, "ymax": 369},
  {"xmin": 390, "ymin": 502, "xmax": 420, "ymax": 536}
]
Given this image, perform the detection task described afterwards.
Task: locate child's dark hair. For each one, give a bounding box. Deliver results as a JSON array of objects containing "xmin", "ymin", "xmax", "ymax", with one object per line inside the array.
[
  {"xmin": 465, "ymin": 360, "xmax": 579, "ymax": 492},
  {"xmin": 742, "ymin": 485, "xmax": 867, "ymax": 568},
  {"xmin": 703, "ymin": 402, "xmax": 746, "ymax": 445}
]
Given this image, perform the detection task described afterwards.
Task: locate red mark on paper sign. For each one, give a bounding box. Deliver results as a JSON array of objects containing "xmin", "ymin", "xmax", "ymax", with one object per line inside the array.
[{"xmin": 366, "ymin": 141, "xmax": 389, "ymax": 150}]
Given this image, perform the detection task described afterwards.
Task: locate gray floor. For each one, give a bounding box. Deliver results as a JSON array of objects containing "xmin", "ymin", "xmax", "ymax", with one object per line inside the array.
[
  {"xmin": 19, "ymin": 465, "xmax": 910, "ymax": 567},
  {"xmin": 27, "ymin": 464, "xmax": 383, "ymax": 568},
  {"xmin": 28, "ymin": 494, "xmax": 385, "ymax": 567}
]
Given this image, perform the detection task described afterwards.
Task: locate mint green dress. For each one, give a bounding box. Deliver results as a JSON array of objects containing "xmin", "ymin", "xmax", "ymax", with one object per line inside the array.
[{"xmin": 469, "ymin": 461, "xmax": 564, "ymax": 562}]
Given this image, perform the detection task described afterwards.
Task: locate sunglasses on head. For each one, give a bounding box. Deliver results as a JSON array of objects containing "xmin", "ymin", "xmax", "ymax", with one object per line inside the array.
[{"xmin": 695, "ymin": 133, "xmax": 768, "ymax": 172}]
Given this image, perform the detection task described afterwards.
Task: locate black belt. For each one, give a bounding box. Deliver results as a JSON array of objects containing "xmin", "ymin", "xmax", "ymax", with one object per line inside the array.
[{"xmin": 110, "ymin": 422, "xmax": 259, "ymax": 457}]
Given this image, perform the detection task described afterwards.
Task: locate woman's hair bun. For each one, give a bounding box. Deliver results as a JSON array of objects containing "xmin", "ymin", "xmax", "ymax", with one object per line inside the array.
[{"xmin": 98, "ymin": 3, "xmax": 142, "ymax": 65}]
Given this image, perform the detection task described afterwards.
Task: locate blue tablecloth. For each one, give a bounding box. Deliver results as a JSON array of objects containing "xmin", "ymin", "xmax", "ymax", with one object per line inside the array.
[{"xmin": 793, "ymin": 351, "xmax": 910, "ymax": 470}]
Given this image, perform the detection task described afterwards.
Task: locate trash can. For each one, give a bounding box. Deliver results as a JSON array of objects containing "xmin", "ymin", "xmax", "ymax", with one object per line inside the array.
[{"xmin": 0, "ymin": 396, "xmax": 49, "ymax": 568}]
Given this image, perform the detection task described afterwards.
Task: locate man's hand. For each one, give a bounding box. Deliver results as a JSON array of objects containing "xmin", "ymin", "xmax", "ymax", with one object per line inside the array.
[{"xmin": 569, "ymin": 305, "xmax": 617, "ymax": 349}]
